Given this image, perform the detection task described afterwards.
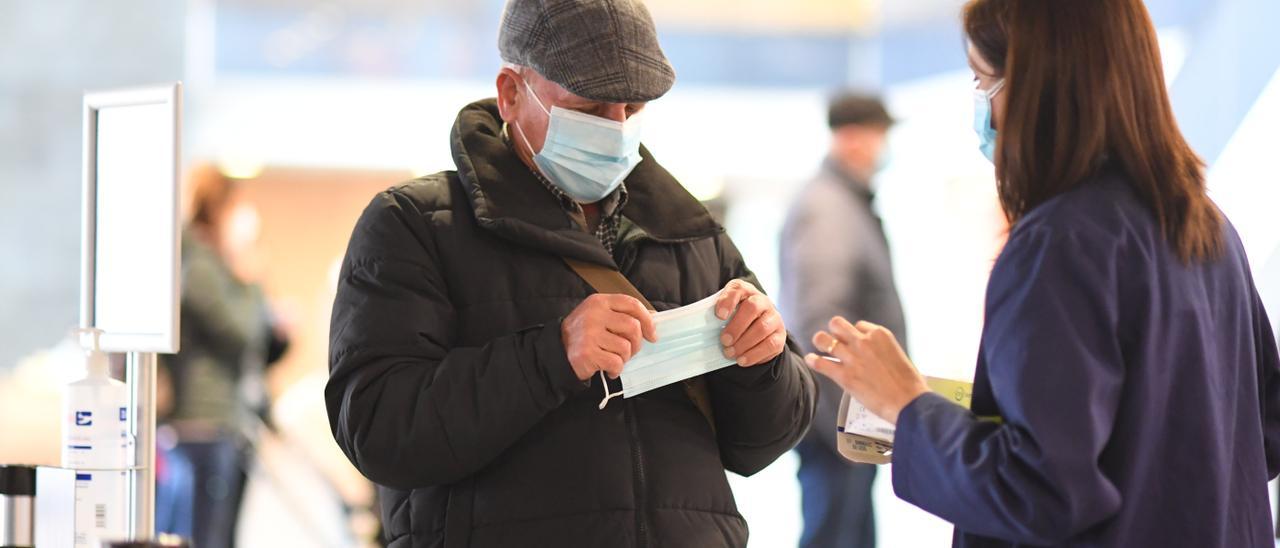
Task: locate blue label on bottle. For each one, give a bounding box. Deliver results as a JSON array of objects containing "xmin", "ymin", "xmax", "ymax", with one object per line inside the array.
[
  {"xmin": 75, "ymin": 473, "xmax": 92, "ymax": 481},
  {"xmin": 75, "ymin": 411, "xmax": 93, "ymax": 426}
]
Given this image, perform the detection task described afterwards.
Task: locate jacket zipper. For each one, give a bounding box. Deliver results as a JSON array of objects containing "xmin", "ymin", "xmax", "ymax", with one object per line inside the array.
[
  {"xmin": 625, "ymin": 399, "xmax": 649, "ymax": 547},
  {"xmin": 614, "ymin": 223, "xmax": 649, "ymax": 547}
]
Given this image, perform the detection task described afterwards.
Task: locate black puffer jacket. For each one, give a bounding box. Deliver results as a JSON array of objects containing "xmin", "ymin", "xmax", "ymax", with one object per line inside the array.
[{"xmin": 327, "ymin": 99, "xmax": 816, "ymax": 548}]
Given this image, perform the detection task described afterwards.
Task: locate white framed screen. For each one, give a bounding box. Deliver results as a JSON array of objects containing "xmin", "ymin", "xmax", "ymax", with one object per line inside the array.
[{"xmin": 81, "ymin": 83, "xmax": 182, "ymax": 353}]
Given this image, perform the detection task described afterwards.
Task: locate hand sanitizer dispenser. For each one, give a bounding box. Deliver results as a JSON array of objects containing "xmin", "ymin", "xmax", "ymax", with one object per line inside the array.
[{"xmin": 61, "ymin": 328, "xmax": 132, "ymax": 546}]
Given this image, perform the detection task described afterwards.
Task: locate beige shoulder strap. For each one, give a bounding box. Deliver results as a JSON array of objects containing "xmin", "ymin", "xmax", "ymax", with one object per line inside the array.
[
  {"xmin": 562, "ymin": 258, "xmax": 656, "ymax": 309},
  {"xmin": 561, "ymin": 257, "xmax": 717, "ymax": 433}
]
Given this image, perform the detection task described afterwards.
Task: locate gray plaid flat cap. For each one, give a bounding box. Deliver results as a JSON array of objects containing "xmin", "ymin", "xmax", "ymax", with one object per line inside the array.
[{"xmin": 499, "ymin": 0, "xmax": 676, "ymax": 103}]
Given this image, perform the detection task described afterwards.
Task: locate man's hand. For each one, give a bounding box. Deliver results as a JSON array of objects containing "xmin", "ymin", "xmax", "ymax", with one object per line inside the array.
[
  {"xmin": 715, "ymin": 279, "xmax": 788, "ymax": 367},
  {"xmin": 562, "ymin": 294, "xmax": 658, "ymax": 381}
]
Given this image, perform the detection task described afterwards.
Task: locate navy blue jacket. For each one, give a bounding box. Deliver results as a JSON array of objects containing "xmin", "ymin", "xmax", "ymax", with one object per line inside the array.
[{"xmin": 892, "ymin": 172, "xmax": 1280, "ymax": 547}]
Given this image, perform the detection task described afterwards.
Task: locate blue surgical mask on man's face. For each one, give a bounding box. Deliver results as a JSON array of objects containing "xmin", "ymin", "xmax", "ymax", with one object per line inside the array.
[
  {"xmin": 973, "ymin": 78, "xmax": 1005, "ymax": 163},
  {"xmin": 512, "ymin": 77, "xmax": 644, "ymax": 203}
]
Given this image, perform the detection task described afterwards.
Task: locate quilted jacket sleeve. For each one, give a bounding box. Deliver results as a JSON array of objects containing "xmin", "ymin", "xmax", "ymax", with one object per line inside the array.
[
  {"xmin": 326, "ymin": 189, "xmax": 588, "ymax": 490},
  {"xmin": 705, "ymin": 233, "xmax": 818, "ymax": 477}
]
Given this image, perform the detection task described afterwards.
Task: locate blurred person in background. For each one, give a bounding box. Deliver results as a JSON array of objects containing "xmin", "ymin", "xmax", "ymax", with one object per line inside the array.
[
  {"xmin": 154, "ymin": 362, "xmax": 195, "ymax": 540},
  {"xmin": 779, "ymin": 93, "xmax": 901, "ymax": 548},
  {"xmin": 325, "ymin": 0, "xmax": 816, "ymax": 546},
  {"xmin": 160, "ymin": 164, "xmax": 292, "ymax": 548},
  {"xmin": 805, "ymin": 1, "xmax": 1280, "ymax": 547}
]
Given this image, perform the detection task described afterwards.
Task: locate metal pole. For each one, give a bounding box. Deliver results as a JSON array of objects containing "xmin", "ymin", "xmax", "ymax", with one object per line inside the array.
[{"xmin": 126, "ymin": 352, "xmax": 156, "ymax": 540}]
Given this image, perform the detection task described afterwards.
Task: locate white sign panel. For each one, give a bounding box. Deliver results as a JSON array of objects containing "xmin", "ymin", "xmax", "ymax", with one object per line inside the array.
[{"xmin": 81, "ymin": 84, "xmax": 182, "ymax": 353}]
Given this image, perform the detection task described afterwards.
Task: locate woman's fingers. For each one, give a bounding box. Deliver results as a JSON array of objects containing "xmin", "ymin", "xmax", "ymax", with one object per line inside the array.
[
  {"xmin": 812, "ymin": 330, "xmax": 839, "ymax": 355},
  {"xmin": 816, "ymin": 323, "xmax": 865, "ymax": 360},
  {"xmin": 804, "ymin": 352, "xmax": 867, "ymax": 392},
  {"xmin": 854, "ymin": 320, "xmax": 881, "ymax": 334},
  {"xmin": 828, "ymin": 316, "xmax": 870, "ymax": 345},
  {"xmin": 812, "ymin": 317, "xmax": 928, "ymax": 425},
  {"xmin": 804, "ymin": 353, "xmax": 843, "ymax": 380}
]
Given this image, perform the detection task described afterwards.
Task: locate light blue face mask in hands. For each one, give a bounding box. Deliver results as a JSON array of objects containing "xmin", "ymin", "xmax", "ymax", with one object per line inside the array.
[
  {"xmin": 513, "ymin": 77, "xmax": 644, "ymax": 203},
  {"xmin": 598, "ymin": 291, "xmax": 737, "ymax": 410},
  {"xmin": 973, "ymin": 78, "xmax": 1005, "ymax": 163}
]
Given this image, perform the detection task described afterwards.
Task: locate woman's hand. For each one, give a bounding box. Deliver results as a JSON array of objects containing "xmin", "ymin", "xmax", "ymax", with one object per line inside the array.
[{"xmin": 805, "ymin": 317, "xmax": 930, "ymax": 425}]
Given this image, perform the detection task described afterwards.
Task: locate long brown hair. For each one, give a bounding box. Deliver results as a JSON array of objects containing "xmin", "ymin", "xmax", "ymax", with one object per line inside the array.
[{"xmin": 964, "ymin": 0, "xmax": 1222, "ymax": 263}]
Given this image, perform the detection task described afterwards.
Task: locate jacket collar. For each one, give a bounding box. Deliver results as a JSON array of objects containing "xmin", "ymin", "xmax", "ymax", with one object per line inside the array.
[
  {"xmin": 823, "ymin": 156, "xmax": 875, "ymax": 204},
  {"xmin": 450, "ymin": 98, "xmax": 723, "ymax": 267}
]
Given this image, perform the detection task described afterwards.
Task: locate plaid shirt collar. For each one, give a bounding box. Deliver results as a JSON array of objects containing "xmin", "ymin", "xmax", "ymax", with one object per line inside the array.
[{"xmin": 503, "ymin": 124, "xmax": 629, "ymax": 254}]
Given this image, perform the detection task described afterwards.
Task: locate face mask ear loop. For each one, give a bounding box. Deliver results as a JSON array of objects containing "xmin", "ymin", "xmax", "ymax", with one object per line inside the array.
[
  {"xmin": 986, "ymin": 79, "xmax": 1005, "ymax": 132},
  {"xmin": 519, "ymin": 76, "xmax": 552, "ymax": 117},
  {"xmin": 511, "ymin": 74, "xmax": 552, "ymax": 160},
  {"xmin": 512, "ymin": 119, "xmax": 537, "ymax": 159},
  {"xmin": 598, "ymin": 370, "xmax": 624, "ymax": 410},
  {"xmin": 985, "ymin": 78, "xmax": 1006, "ymax": 100}
]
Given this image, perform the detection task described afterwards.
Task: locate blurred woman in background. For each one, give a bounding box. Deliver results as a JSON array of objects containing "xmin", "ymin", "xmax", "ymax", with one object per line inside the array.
[
  {"xmin": 160, "ymin": 164, "xmax": 291, "ymax": 548},
  {"xmin": 805, "ymin": 0, "xmax": 1280, "ymax": 546}
]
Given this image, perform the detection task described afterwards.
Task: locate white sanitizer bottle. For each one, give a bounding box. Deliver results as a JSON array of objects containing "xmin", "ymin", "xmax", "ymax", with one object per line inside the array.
[{"xmin": 61, "ymin": 328, "xmax": 132, "ymax": 547}]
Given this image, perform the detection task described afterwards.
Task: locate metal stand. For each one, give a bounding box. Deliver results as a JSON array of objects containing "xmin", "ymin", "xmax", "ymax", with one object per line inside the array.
[
  {"xmin": 80, "ymin": 82, "xmax": 182, "ymax": 544},
  {"xmin": 126, "ymin": 352, "xmax": 156, "ymax": 540}
]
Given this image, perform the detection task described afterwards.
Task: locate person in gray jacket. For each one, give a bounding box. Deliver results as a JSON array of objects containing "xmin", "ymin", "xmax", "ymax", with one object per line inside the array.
[{"xmin": 779, "ymin": 93, "xmax": 905, "ymax": 548}]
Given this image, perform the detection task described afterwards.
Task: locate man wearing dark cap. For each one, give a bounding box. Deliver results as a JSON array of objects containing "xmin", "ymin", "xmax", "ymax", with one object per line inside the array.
[
  {"xmin": 779, "ymin": 92, "xmax": 903, "ymax": 548},
  {"xmin": 325, "ymin": 1, "xmax": 816, "ymax": 546}
]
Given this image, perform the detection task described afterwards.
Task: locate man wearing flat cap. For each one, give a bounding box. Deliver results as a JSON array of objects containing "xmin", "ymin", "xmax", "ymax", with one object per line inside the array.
[
  {"xmin": 325, "ymin": 1, "xmax": 816, "ymax": 546},
  {"xmin": 779, "ymin": 92, "xmax": 902, "ymax": 548}
]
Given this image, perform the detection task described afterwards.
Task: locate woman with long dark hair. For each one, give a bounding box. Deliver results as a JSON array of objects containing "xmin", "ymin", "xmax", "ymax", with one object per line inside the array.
[{"xmin": 805, "ymin": 1, "xmax": 1280, "ymax": 546}]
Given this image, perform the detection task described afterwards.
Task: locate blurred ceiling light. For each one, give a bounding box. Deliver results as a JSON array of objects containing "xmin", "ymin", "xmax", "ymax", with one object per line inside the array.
[
  {"xmin": 264, "ymin": 29, "xmax": 310, "ymax": 68},
  {"xmin": 644, "ymin": 0, "xmax": 879, "ymax": 34},
  {"xmin": 219, "ymin": 157, "xmax": 266, "ymax": 180},
  {"xmin": 263, "ymin": 3, "xmax": 346, "ymax": 68},
  {"xmin": 879, "ymin": 0, "xmax": 964, "ymax": 27}
]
